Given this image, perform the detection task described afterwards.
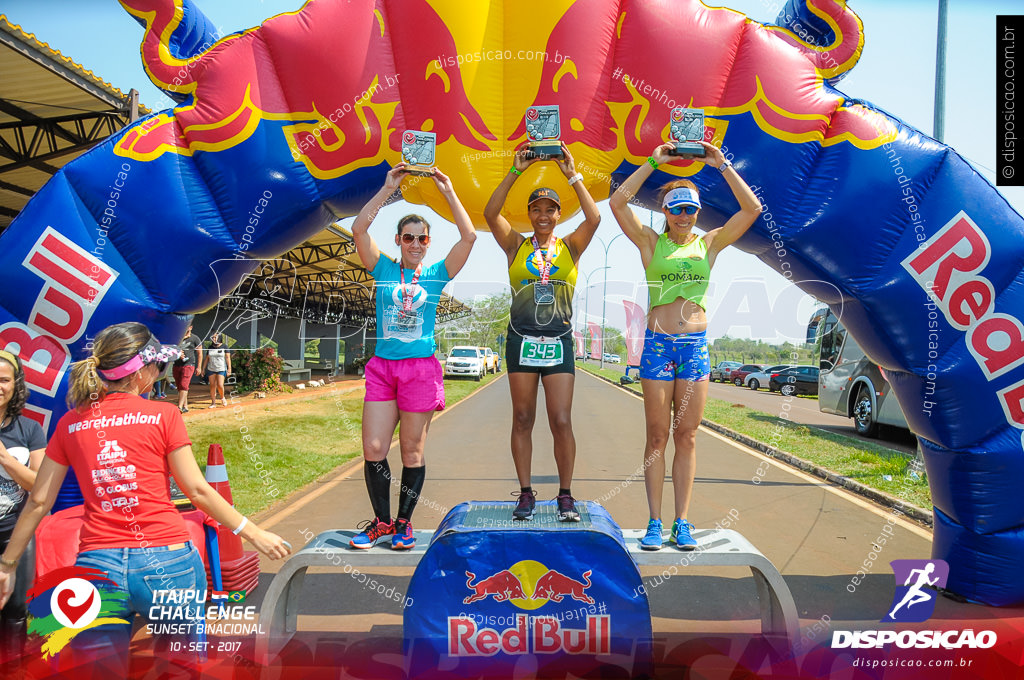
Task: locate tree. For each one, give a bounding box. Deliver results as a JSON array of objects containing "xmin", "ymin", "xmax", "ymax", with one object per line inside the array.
[{"xmin": 437, "ymin": 293, "xmax": 511, "ymax": 354}]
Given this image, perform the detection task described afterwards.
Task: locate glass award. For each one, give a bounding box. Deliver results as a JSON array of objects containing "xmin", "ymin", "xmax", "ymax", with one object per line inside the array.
[
  {"xmin": 668, "ymin": 107, "xmax": 706, "ymax": 157},
  {"xmin": 525, "ymin": 105, "xmax": 564, "ymax": 159},
  {"xmin": 401, "ymin": 130, "xmax": 437, "ymax": 176}
]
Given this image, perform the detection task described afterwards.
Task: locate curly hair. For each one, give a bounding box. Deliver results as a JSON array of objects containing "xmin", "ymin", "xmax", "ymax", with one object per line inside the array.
[{"xmin": 0, "ymin": 354, "xmax": 27, "ymax": 420}]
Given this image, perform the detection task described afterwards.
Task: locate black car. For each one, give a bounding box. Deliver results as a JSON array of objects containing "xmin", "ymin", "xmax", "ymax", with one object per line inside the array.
[{"xmin": 769, "ymin": 365, "xmax": 820, "ymax": 396}]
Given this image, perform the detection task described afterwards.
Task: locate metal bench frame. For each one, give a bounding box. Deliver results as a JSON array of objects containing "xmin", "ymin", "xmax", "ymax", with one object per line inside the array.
[{"xmin": 256, "ymin": 527, "xmax": 798, "ymax": 663}]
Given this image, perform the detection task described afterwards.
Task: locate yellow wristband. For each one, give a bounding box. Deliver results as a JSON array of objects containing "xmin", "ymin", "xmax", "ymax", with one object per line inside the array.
[{"xmin": 0, "ymin": 556, "xmax": 17, "ymax": 568}]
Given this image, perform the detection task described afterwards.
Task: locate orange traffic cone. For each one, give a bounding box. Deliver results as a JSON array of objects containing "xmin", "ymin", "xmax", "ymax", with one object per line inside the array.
[{"xmin": 204, "ymin": 444, "xmax": 261, "ymax": 591}]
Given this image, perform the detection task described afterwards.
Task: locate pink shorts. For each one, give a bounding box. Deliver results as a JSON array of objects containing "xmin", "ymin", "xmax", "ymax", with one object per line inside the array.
[{"xmin": 364, "ymin": 356, "xmax": 445, "ymax": 412}]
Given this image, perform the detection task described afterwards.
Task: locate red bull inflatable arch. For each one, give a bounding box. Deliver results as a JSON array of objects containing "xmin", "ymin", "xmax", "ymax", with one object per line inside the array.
[{"xmin": 1, "ymin": 0, "xmax": 1023, "ymax": 608}]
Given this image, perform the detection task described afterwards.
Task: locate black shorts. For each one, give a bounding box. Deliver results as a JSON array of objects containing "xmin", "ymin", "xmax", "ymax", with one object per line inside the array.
[{"xmin": 505, "ymin": 330, "xmax": 575, "ymax": 376}]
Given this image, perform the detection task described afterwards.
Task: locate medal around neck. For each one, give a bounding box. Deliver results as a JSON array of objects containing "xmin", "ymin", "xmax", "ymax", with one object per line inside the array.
[
  {"xmin": 668, "ymin": 107, "xmax": 706, "ymax": 158},
  {"xmin": 525, "ymin": 105, "xmax": 564, "ymax": 159},
  {"xmin": 401, "ymin": 130, "xmax": 437, "ymax": 176}
]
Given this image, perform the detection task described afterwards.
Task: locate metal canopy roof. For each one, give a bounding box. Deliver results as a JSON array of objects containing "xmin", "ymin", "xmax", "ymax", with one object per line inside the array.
[
  {"xmin": 218, "ymin": 223, "xmax": 471, "ymax": 327},
  {"xmin": 0, "ymin": 15, "xmax": 146, "ymax": 231}
]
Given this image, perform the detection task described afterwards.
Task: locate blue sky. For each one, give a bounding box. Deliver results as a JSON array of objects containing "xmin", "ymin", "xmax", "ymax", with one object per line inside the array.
[{"xmin": 4, "ymin": 0, "xmax": 1021, "ymax": 341}]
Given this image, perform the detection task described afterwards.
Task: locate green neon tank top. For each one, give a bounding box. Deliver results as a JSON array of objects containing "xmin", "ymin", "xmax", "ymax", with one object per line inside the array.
[{"xmin": 645, "ymin": 233, "xmax": 711, "ymax": 310}]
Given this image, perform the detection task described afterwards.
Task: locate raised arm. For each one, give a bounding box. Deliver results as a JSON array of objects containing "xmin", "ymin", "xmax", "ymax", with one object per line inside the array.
[
  {"xmin": 431, "ymin": 169, "xmax": 477, "ymax": 278},
  {"xmin": 558, "ymin": 143, "xmax": 601, "ymax": 260},
  {"xmin": 700, "ymin": 142, "xmax": 762, "ymax": 255},
  {"xmin": 610, "ymin": 144, "xmax": 672, "ymax": 261},
  {"xmin": 483, "ymin": 148, "xmax": 538, "ymax": 262},
  {"xmin": 351, "ymin": 164, "xmax": 408, "ymax": 271}
]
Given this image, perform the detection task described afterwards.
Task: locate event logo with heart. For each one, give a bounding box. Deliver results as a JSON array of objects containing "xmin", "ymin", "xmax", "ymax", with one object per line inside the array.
[{"xmin": 25, "ymin": 566, "xmax": 130, "ymax": 659}]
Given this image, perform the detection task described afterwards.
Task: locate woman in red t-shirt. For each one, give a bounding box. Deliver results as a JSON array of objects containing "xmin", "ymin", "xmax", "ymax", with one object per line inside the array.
[{"xmin": 0, "ymin": 322, "xmax": 291, "ymax": 675}]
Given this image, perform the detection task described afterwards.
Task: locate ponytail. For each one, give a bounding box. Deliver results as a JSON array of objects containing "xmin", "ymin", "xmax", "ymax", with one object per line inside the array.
[{"xmin": 66, "ymin": 323, "xmax": 151, "ymax": 410}]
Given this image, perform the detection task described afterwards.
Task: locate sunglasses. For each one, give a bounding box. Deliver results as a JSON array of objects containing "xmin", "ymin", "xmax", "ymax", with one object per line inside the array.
[
  {"xmin": 666, "ymin": 205, "xmax": 699, "ymax": 216},
  {"xmin": 400, "ymin": 233, "xmax": 430, "ymax": 245}
]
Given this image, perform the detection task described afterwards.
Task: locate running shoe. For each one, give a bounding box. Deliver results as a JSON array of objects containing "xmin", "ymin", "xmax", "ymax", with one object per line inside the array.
[
  {"xmin": 671, "ymin": 518, "xmax": 697, "ymax": 550},
  {"xmin": 349, "ymin": 517, "xmax": 393, "ymax": 549},
  {"xmin": 392, "ymin": 519, "xmax": 415, "ymax": 550},
  {"xmin": 639, "ymin": 518, "xmax": 664, "ymax": 550},
  {"xmin": 512, "ymin": 490, "xmax": 536, "ymax": 520},
  {"xmin": 556, "ymin": 494, "xmax": 580, "ymax": 522}
]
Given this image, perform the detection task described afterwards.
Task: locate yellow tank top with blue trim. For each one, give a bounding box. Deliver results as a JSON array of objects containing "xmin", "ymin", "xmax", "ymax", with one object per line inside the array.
[
  {"xmin": 508, "ymin": 237, "xmax": 577, "ymax": 335},
  {"xmin": 646, "ymin": 233, "xmax": 711, "ymax": 310}
]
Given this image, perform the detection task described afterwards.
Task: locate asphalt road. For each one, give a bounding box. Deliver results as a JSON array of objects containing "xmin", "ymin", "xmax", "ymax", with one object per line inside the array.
[{"xmin": 581, "ymin": 359, "xmax": 918, "ymax": 455}]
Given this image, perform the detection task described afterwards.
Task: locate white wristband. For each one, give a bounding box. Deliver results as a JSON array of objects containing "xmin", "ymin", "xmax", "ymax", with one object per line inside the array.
[
  {"xmin": 568, "ymin": 172, "xmax": 584, "ymax": 186},
  {"xmin": 232, "ymin": 516, "xmax": 248, "ymax": 536}
]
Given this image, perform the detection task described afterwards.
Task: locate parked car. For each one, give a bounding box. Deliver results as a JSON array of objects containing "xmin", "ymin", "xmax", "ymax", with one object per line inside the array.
[
  {"xmin": 444, "ymin": 346, "xmax": 485, "ymax": 380},
  {"xmin": 744, "ymin": 364, "xmax": 795, "ymax": 390},
  {"xmin": 604, "ymin": 353, "xmax": 621, "ymax": 364},
  {"xmin": 479, "ymin": 347, "xmax": 498, "ymax": 374},
  {"xmin": 730, "ymin": 364, "xmax": 766, "ymax": 386},
  {"xmin": 710, "ymin": 361, "xmax": 742, "ymax": 382},
  {"xmin": 769, "ymin": 365, "xmax": 820, "ymax": 396}
]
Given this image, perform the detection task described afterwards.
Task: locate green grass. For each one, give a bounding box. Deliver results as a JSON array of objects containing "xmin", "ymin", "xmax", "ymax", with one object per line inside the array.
[
  {"xmin": 575, "ymin": 361, "xmax": 931, "ymax": 511},
  {"xmin": 186, "ymin": 371, "xmax": 503, "ymax": 515}
]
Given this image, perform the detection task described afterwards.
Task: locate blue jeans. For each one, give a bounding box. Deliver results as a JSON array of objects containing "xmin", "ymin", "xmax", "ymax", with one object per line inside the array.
[{"xmin": 69, "ymin": 543, "xmax": 207, "ymax": 677}]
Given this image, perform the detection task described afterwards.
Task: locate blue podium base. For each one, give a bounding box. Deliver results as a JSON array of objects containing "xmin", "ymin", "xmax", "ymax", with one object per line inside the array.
[{"xmin": 405, "ymin": 501, "xmax": 652, "ymax": 678}]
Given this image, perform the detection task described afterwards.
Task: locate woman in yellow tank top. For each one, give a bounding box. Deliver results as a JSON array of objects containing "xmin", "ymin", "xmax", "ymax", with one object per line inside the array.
[
  {"xmin": 484, "ymin": 143, "xmax": 601, "ymax": 523},
  {"xmin": 609, "ymin": 141, "xmax": 761, "ymax": 551}
]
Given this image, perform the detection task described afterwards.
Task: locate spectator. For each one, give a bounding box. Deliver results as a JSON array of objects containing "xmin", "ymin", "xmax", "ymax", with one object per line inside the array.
[
  {"xmin": 202, "ymin": 333, "xmax": 231, "ymax": 408},
  {"xmin": 0, "ymin": 322, "xmax": 290, "ymax": 676},
  {"xmin": 0, "ymin": 350, "xmax": 46, "ymax": 658},
  {"xmin": 173, "ymin": 322, "xmax": 203, "ymax": 413}
]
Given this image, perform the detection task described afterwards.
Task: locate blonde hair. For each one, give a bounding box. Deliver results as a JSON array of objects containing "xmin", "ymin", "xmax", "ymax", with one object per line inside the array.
[{"xmin": 67, "ymin": 322, "xmax": 151, "ymax": 409}]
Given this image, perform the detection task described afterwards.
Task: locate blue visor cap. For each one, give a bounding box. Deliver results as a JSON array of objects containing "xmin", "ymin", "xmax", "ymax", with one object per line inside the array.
[{"xmin": 662, "ymin": 187, "xmax": 702, "ymax": 210}]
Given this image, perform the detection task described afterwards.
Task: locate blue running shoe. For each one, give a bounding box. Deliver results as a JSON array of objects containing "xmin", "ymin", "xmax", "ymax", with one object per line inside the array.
[
  {"xmin": 349, "ymin": 517, "xmax": 393, "ymax": 549},
  {"xmin": 671, "ymin": 518, "xmax": 697, "ymax": 550},
  {"xmin": 639, "ymin": 519, "xmax": 663, "ymax": 550},
  {"xmin": 392, "ymin": 519, "xmax": 415, "ymax": 550}
]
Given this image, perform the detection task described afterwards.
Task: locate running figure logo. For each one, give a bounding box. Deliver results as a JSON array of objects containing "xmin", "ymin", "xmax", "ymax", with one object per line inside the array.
[{"xmin": 884, "ymin": 559, "xmax": 949, "ymax": 623}]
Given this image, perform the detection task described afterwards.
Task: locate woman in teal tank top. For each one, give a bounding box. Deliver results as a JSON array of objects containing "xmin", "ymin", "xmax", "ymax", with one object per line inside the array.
[{"xmin": 609, "ymin": 141, "xmax": 762, "ymax": 551}]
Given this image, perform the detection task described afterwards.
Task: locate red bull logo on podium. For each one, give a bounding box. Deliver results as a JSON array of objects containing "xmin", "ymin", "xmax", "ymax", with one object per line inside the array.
[{"xmin": 451, "ymin": 559, "xmax": 609, "ymax": 656}]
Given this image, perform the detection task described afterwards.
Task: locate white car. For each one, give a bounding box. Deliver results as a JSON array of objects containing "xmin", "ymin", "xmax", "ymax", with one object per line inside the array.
[
  {"xmin": 744, "ymin": 364, "xmax": 796, "ymax": 391},
  {"xmin": 602, "ymin": 353, "xmax": 622, "ymax": 364},
  {"xmin": 444, "ymin": 346, "xmax": 485, "ymax": 381}
]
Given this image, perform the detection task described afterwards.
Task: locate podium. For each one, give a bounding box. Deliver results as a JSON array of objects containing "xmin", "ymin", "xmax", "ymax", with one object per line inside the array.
[
  {"xmin": 256, "ymin": 501, "xmax": 798, "ymax": 674},
  {"xmin": 404, "ymin": 501, "xmax": 652, "ymax": 678}
]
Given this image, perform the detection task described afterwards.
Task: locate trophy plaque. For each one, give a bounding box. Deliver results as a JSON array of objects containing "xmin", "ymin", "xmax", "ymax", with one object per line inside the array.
[
  {"xmin": 401, "ymin": 130, "xmax": 437, "ymax": 176},
  {"xmin": 668, "ymin": 107, "xmax": 706, "ymax": 157},
  {"xmin": 525, "ymin": 105, "xmax": 564, "ymax": 159}
]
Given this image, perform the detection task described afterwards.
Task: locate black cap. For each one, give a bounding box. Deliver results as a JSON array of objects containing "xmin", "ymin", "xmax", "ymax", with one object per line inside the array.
[{"xmin": 527, "ymin": 187, "xmax": 560, "ymax": 208}]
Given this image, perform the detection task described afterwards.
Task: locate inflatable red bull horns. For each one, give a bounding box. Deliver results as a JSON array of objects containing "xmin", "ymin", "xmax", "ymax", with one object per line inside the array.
[{"xmin": 1, "ymin": 0, "xmax": 1023, "ymax": 605}]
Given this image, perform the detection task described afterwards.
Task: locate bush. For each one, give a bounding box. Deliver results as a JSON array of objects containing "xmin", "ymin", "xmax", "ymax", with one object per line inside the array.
[{"xmin": 233, "ymin": 346, "xmax": 285, "ymax": 392}]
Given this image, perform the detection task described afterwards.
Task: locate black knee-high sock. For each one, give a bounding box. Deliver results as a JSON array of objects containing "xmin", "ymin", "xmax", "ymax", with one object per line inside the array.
[
  {"xmin": 397, "ymin": 465, "xmax": 426, "ymax": 522},
  {"xmin": 364, "ymin": 459, "xmax": 392, "ymax": 522}
]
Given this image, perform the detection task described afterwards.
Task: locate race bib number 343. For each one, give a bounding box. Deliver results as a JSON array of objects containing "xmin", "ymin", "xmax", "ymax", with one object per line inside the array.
[{"xmin": 520, "ymin": 337, "xmax": 562, "ymax": 367}]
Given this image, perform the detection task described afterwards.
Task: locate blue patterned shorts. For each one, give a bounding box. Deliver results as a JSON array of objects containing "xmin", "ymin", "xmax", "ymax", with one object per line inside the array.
[{"xmin": 639, "ymin": 329, "xmax": 710, "ymax": 381}]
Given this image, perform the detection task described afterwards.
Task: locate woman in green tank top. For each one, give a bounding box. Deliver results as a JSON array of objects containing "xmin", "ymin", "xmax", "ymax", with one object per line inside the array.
[{"xmin": 609, "ymin": 141, "xmax": 762, "ymax": 551}]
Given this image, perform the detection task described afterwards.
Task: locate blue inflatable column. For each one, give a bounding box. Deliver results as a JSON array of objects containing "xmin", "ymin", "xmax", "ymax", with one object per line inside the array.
[{"xmin": 405, "ymin": 501, "xmax": 652, "ymax": 678}]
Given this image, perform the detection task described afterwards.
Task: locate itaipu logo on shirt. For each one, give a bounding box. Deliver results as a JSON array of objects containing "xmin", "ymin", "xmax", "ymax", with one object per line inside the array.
[
  {"xmin": 26, "ymin": 566, "xmax": 130, "ymax": 659},
  {"xmin": 525, "ymin": 252, "xmax": 561, "ymax": 280},
  {"xmin": 390, "ymin": 283, "xmax": 428, "ymax": 310}
]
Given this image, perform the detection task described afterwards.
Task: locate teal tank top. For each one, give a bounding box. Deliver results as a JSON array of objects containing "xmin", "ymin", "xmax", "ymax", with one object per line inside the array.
[{"xmin": 645, "ymin": 233, "xmax": 711, "ymax": 310}]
